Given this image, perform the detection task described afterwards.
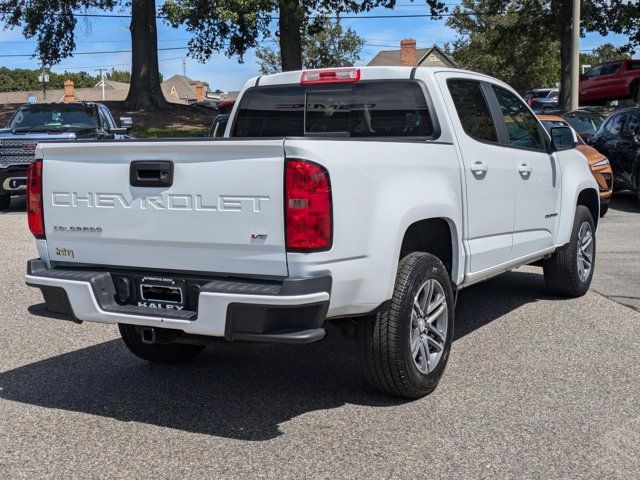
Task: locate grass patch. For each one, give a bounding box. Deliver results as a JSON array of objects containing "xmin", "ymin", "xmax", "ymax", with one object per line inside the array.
[{"xmin": 132, "ymin": 126, "xmax": 208, "ymax": 138}]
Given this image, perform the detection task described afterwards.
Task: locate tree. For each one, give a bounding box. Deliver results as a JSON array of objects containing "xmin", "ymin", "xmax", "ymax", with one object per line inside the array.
[
  {"xmin": 447, "ymin": 6, "xmax": 561, "ymax": 93},
  {"xmin": 1, "ymin": 0, "xmax": 167, "ymax": 110},
  {"xmin": 448, "ymin": 1, "xmax": 640, "ymax": 109},
  {"xmin": 0, "ymin": 67, "xmax": 102, "ymax": 92},
  {"xmin": 106, "ymin": 70, "xmax": 133, "ymax": 84},
  {"xmin": 580, "ymin": 43, "xmax": 630, "ymax": 68},
  {"xmin": 255, "ymin": 19, "xmax": 365, "ymax": 74},
  {"xmin": 164, "ymin": 1, "xmax": 448, "ymax": 72}
]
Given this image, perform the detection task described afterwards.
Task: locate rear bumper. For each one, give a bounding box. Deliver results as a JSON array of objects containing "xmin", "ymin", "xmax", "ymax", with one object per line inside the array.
[
  {"xmin": 0, "ymin": 166, "xmax": 28, "ymax": 195},
  {"xmin": 25, "ymin": 259, "xmax": 331, "ymax": 344}
]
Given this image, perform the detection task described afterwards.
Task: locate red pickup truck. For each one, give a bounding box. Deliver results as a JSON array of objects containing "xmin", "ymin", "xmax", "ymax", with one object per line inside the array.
[{"xmin": 579, "ymin": 59, "xmax": 640, "ymax": 105}]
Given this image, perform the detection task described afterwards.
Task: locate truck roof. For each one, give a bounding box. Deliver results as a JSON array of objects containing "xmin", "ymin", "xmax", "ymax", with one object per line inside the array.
[{"xmin": 248, "ymin": 66, "xmax": 500, "ymax": 89}]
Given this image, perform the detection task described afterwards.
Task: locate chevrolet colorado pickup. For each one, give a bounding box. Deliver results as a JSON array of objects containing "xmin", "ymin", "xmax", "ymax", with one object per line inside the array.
[
  {"xmin": 25, "ymin": 67, "xmax": 599, "ymax": 398},
  {"xmin": 0, "ymin": 102, "xmax": 132, "ymax": 209}
]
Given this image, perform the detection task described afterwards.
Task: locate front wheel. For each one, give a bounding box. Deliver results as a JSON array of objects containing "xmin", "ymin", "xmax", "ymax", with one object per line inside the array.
[
  {"xmin": 358, "ymin": 252, "xmax": 455, "ymax": 398},
  {"xmin": 543, "ymin": 205, "xmax": 596, "ymax": 297},
  {"xmin": 0, "ymin": 194, "xmax": 10, "ymax": 210}
]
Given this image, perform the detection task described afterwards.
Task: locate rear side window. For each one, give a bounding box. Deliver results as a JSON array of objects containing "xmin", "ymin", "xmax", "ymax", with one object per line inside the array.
[
  {"xmin": 447, "ymin": 79, "xmax": 498, "ymax": 143},
  {"xmin": 232, "ymin": 81, "xmax": 434, "ymax": 138},
  {"xmin": 629, "ymin": 60, "xmax": 640, "ymax": 70},
  {"xmin": 604, "ymin": 63, "xmax": 621, "ymax": 75},
  {"xmin": 492, "ymin": 86, "xmax": 545, "ymax": 151}
]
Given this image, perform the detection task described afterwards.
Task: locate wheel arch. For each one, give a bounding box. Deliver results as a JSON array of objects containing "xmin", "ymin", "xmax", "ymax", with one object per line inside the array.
[
  {"xmin": 398, "ymin": 217, "xmax": 460, "ymax": 285},
  {"xmin": 577, "ymin": 188, "xmax": 600, "ymax": 229}
]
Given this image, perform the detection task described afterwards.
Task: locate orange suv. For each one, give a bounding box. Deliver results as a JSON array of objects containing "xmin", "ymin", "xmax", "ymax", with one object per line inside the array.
[{"xmin": 538, "ymin": 115, "xmax": 613, "ymax": 216}]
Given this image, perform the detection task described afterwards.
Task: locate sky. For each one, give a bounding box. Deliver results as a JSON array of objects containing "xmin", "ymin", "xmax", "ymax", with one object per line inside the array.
[{"xmin": 0, "ymin": 1, "xmax": 634, "ymax": 92}]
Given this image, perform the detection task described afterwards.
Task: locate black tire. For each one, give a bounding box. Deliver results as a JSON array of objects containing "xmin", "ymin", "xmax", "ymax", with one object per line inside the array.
[
  {"xmin": 543, "ymin": 205, "xmax": 596, "ymax": 297},
  {"xmin": 358, "ymin": 252, "xmax": 455, "ymax": 398},
  {"xmin": 118, "ymin": 324, "xmax": 205, "ymax": 363},
  {"xmin": 0, "ymin": 194, "xmax": 10, "ymax": 210}
]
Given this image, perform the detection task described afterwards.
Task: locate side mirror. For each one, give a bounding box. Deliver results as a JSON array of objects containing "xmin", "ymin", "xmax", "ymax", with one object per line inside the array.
[
  {"xmin": 119, "ymin": 116, "xmax": 134, "ymax": 131},
  {"xmin": 550, "ymin": 126, "xmax": 578, "ymax": 152}
]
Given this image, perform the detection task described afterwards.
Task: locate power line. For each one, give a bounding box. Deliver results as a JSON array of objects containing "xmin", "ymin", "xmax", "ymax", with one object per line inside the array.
[{"xmin": 0, "ymin": 46, "xmax": 188, "ymax": 58}]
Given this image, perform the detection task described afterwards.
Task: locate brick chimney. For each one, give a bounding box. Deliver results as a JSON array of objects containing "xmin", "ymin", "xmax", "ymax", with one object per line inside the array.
[
  {"xmin": 195, "ymin": 82, "xmax": 205, "ymax": 102},
  {"xmin": 400, "ymin": 38, "xmax": 417, "ymax": 67},
  {"xmin": 63, "ymin": 80, "xmax": 77, "ymax": 102}
]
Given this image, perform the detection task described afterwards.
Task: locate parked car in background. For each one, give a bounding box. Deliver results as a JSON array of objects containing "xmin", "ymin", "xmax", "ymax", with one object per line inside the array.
[
  {"xmin": 208, "ymin": 100, "xmax": 234, "ymax": 138},
  {"xmin": 524, "ymin": 88, "xmax": 559, "ymax": 105},
  {"xmin": 525, "ymin": 88, "xmax": 560, "ymax": 113},
  {"xmin": 0, "ymin": 102, "xmax": 132, "ymax": 210},
  {"xmin": 25, "ymin": 66, "xmax": 599, "ymax": 399},
  {"xmin": 562, "ymin": 109, "xmax": 606, "ymax": 143},
  {"xmin": 588, "ymin": 107, "xmax": 640, "ymax": 202},
  {"xmin": 579, "ymin": 59, "xmax": 640, "ymax": 105},
  {"xmin": 539, "ymin": 114, "xmax": 613, "ymax": 215}
]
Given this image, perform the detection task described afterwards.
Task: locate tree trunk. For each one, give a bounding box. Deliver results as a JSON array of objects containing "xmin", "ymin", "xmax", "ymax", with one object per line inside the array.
[
  {"xmin": 278, "ymin": 0, "xmax": 304, "ymax": 71},
  {"xmin": 124, "ymin": 0, "xmax": 169, "ymax": 110},
  {"xmin": 558, "ymin": 0, "xmax": 573, "ymax": 111}
]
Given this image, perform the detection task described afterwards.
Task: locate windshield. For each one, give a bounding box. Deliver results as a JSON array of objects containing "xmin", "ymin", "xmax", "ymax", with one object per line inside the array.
[
  {"xmin": 8, "ymin": 104, "xmax": 98, "ymax": 131},
  {"xmin": 562, "ymin": 114, "xmax": 605, "ymax": 135}
]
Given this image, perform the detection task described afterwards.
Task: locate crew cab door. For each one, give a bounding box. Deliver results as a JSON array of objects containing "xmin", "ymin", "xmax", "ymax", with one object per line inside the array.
[
  {"xmin": 489, "ymin": 85, "xmax": 560, "ymax": 257},
  {"xmin": 440, "ymin": 75, "xmax": 517, "ymax": 273}
]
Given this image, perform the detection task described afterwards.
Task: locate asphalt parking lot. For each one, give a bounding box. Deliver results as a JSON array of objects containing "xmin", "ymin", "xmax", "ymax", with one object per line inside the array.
[{"xmin": 1, "ymin": 194, "xmax": 638, "ymax": 479}]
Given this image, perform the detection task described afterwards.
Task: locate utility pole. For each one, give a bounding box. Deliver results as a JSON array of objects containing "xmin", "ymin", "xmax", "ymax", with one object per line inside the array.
[
  {"xmin": 38, "ymin": 62, "xmax": 49, "ymax": 102},
  {"xmin": 96, "ymin": 68, "xmax": 107, "ymax": 101},
  {"xmin": 570, "ymin": 0, "xmax": 581, "ymax": 110},
  {"xmin": 182, "ymin": 58, "xmax": 186, "ymax": 77}
]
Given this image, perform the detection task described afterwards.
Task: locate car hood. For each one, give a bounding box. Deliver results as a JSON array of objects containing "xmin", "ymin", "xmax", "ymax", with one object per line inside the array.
[
  {"xmin": 576, "ymin": 144, "xmax": 607, "ymax": 166},
  {"xmin": 0, "ymin": 129, "xmax": 77, "ymax": 140}
]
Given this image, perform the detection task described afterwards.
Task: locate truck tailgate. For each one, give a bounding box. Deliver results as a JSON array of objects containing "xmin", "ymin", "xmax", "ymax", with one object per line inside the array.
[{"xmin": 39, "ymin": 139, "xmax": 288, "ymax": 277}]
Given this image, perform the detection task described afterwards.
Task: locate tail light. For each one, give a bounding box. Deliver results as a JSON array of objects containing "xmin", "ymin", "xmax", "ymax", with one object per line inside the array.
[
  {"xmin": 285, "ymin": 159, "xmax": 332, "ymax": 251},
  {"xmin": 27, "ymin": 160, "xmax": 45, "ymax": 238},
  {"xmin": 301, "ymin": 68, "xmax": 360, "ymax": 85}
]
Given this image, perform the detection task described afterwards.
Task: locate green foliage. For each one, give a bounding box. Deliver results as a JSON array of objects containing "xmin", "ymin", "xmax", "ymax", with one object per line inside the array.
[
  {"xmin": 447, "ymin": 0, "xmax": 640, "ymax": 95},
  {"xmin": 0, "ymin": 67, "xmax": 102, "ymax": 92},
  {"xmin": 162, "ymin": 1, "xmax": 446, "ymax": 64},
  {"xmin": 580, "ymin": 43, "xmax": 630, "ymax": 67},
  {"xmin": 255, "ymin": 19, "xmax": 364, "ymax": 74},
  {"xmin": 106, "ymin": 70, "xmax": 133, "ymax": 83}
]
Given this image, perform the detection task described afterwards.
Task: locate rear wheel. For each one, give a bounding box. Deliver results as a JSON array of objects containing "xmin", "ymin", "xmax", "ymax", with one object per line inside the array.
[
  {"xmin": 543, "ymin": 205, "xmax": 595, "ymax": 297},
  {"xmin": 358, "ymin": 252, "xmax": 455, "ymax": 398},
  {"xmin": 0, "ymin": 194, "xmax": 10, "ymax": 210},
  {"xmin": 118, "ymin": 324, "xmax": 205, "ymax": 363}
]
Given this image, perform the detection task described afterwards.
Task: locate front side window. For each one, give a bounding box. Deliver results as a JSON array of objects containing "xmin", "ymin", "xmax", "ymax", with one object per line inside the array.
[
  {"xmin": 447, "ymin": 79, "xmax": 498, "ymax": 143},
  {"xmin": 492, "ymin": 86, "xmax": 545, "ymax": 151},
  {"xmin": 623, "ymin": 114, "xmax": 640, "ymax": 137},
  {"xmin": 585, "ymin": 65, "xmax": 604, "ymax": 78},
  {"xmin": 232, "ymin": 81, "xmax": 434, "ymax": 138},
  {"xmin": 605, "ymin": 114, "xmax": 625, "ymax": 136}
]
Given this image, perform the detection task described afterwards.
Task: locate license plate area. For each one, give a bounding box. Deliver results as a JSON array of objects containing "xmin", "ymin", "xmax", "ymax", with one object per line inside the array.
[{"xmin": 138, "ymin": 277, "xmax": 185, "ymax": 309}]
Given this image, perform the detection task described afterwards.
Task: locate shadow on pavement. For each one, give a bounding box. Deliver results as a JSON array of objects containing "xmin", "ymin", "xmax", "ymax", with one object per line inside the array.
[
  {"xmin": 0, "ymin": 194, "xmax": 25, "ymax": 214},
  {"xmin": 0, "ymin": 269, "xmax": 554, "ymax": 440},
  {"xmin": 609, "ymin": 191, "xmax": 639, "ymax": 214}
]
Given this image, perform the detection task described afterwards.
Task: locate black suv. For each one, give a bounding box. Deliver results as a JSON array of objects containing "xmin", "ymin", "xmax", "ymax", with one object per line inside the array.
[
  {"xmin": 589, "ymin": 107, "xmax": 640, "ymax": 203},
  {"xmin": 0, "ymin": 102, "xmax": 132, "ymax": 209}
]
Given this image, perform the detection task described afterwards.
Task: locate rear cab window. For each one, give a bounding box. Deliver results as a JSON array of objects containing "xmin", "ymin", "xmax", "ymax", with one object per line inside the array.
[
  {"xmin": 447, "ymin": 79, "xmax": 498, "ymax": 143},
  {"xmin": 231, "ymin": 81, "xmax": 435, "ymax": 139}
]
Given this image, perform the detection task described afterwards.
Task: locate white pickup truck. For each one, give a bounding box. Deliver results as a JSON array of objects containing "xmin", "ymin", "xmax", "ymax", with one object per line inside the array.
[{"xmin": 25, "ymin": 67, "xmax": 599, "ymax": 398}]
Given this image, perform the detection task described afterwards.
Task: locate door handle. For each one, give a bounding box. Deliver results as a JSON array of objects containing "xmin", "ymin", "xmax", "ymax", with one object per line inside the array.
[
  {"xmin": 517, "ymin": 163, "xmax": 532, "ymax": 175},
  {"xmin": 130, "ymin": 161, "xmax": 174, "ymax": 188},
  {"xmin": 470, "ymin": 162, "xmax": 488, "ymax": 173}
]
